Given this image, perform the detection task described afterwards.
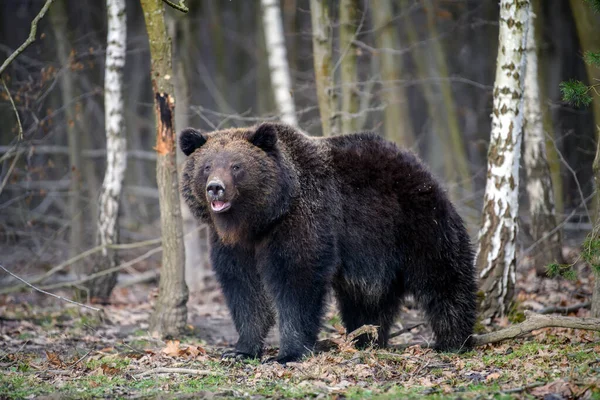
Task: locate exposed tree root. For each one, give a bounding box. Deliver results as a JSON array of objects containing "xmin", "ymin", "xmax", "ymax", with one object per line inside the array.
[{"xmin": 471, "ymin": 310, "xmax": 600, "ymax": 346}]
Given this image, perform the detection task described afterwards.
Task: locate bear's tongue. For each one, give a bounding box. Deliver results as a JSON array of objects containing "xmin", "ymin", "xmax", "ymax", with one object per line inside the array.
[{"xmin": 211, "ymin": 201, "xmax": 229, "ymax": 212}]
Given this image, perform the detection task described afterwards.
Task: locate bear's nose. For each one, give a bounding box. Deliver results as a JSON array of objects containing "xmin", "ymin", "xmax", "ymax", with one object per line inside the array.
[{"xmin": 206, "ymin": 180, "xmax": 225, "ymax": 200}]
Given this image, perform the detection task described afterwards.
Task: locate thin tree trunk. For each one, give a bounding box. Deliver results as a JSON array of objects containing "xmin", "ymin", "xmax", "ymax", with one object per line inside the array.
[
  {"xmin": 310, "ymin": 0, "xmax": 334, "ymax": 136},
  {"xmin": 140, "ymin": 0, "xmax": 188, "ymax": 337},
  {"xmin": 569, "ymin": 0, "xmax": 600, "ymax": 132},
  {"xmin": 370, "ymin": 0, "xmax": 415, "ymax": 147},
  {"xmin": 532, "ymin": 0, "xmax": 562, "ymax": 215},
  {"xmin": 423, "ymin": 0, "xmax": 471, "ymax": 194},
  {"xmin": 87, "ymin": 0, "xmax": 127, "ymax": 301},
  {"xmin": 591, "ymin": 125, "xmax": 600, "ymax": 317},
  {"xmin": 477, "ymin": 0, "xmax": 530, "ymax": 321},
  {"xmin": 339, "ymin": 0, "xmax": 360, "ymax": 133},
  {"xmin": 168, "ymin": 12, "xmax": 208, "ymax": 294},
  {"xmin": 49, "ymin": 0, "xmax": 84, "ymax": 277},
  {"xmin": 522, "ymin": 8, "xmax": 564, "ymax": 276},
  {"xmin": 261, "ymin": 0, "xmax": 297, "ymax": 126},
  {"xmin": 402, "ymin": 0, "xmax": 452, "ymax": 180}
]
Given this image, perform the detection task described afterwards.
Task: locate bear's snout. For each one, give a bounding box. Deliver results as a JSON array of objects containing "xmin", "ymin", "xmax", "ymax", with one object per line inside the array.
[{"xmin": 207, "ymin": 179, "xmax": 226, "ymax": 201}]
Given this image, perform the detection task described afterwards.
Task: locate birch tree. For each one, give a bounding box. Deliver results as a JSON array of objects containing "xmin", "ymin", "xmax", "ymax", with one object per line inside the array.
[
  {"xmin": 310, "ymin": 0, "xmax": 335, "ymax": 136},
  {"xmin": 140, "ymin": 0, "xmax": 188, "ymax": 337},
  {"xmin": 86, "ymin": 0, "xmax": 127, "ymax": 301},
  {"xmin": 261, "ymin": 0, "xmax": 297, "ymax": 126},
  {"xmin": 476, "ymin": 0, "xmax": 530, "ymax": 320},
  {"xmin": 523, "ymin": 9, "xmax": 564, "ymax": 276},
  {"xmin": 370, "ymin": 0, "xmax": 414, "ymax": 147},
  {"xmin": 339, "ymin": 0, "xmax": 360, "ymax": 133}
]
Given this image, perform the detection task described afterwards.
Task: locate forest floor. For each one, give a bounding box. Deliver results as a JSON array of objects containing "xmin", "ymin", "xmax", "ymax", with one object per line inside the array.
[{"xmin": 1, "ymin": 252, "xmax": 599, "ymax": 399}]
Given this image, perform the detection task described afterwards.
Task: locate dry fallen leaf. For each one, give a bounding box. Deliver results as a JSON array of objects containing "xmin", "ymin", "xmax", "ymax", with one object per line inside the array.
[
  {"xmin": 485, "ymin": 372, "xmax": 501, "ymax": 381},
  {"xmin": 45, "ymin": 350, "xmax": 65, "ymax": 368},
  {"xmin": 161, "ymin": 340, "xmax": 181, "ymax": 357}
]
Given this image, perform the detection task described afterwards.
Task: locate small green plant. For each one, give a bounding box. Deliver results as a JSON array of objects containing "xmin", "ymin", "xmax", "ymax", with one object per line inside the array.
[
  {"xmin": 581, "ymin": 237, "xmax": 600, "ymax": 274},
  {"xmin": 585, "ymin": 0, "xmax": 600, "ymax": 13},
  {"xmin": 560, "ymin": 79, "xmax": 593, "ymax": 108},
  {"xmin": 546, "ymin": 263, "xmax": 578, "ymax": 281}
]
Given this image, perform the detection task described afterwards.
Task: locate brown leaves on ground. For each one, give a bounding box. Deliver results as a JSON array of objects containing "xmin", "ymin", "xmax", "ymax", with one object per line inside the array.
[{"xmin": 160, "ymin": 339, "xmax": 206, "ymax": 359}]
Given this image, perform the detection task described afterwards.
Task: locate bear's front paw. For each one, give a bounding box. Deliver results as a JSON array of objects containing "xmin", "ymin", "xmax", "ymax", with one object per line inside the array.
[
  {"xmin": 263, "ymin": 353, "xmax": 304, "ymax": 364},
  {"xmin": 221, "ymin": 350, "xmax": 259, "ymax": 361}
]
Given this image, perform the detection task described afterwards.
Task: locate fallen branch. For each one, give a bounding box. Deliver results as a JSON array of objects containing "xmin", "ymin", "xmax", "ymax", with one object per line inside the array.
[
  {"xmin": 389, "ymin": 323, "xmax": 424, "ymax": 339},
  {"xmin": 501, "ymin": 382, "xmax": 546, "ymax": 394},
  {"xmin": 0, "ymin": 0, "xmax": 55, "ymax": 75},
  {"xmin": 0, "ymin": 264, "xmax": 100, "ymax": 312},
  {"xmin": 471, "ymin": 310, "xmax": 600, "ymax": 346},
  {"xmin": 135, "ymin": 367, "xmax": 215, "ymax": 377},
  {"xmin": 538, "ymin": 302, "xmax": 591, "ymax": 315}
]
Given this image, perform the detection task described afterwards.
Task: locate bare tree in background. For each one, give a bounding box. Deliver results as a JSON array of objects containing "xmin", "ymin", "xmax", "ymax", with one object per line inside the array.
[
  {"xmin": 140, "ymin": 0, "xmax": 188, "ymax": 337},
  {"xmin": 261, "ymin": 0, "xmax": 297, "ymax": 126},
  {"xmin": 49, "ymin": 0, "xmax": 84, "ymax": 277},
  {"xmin": 370, "ymin": 0, "xmax": 414, "ymax": 147},
  {"xmin": 86, "ymin": 0, "xmax": 128, "ymax": 301},
  {"xmin": 339, "ymin": 0, "xmax": 360, "ymax": 133},
  {"xmin": 523, "ymin": 8, "xmax": 564, "ymax": 276},
  {"xmin": 310, "ymin": 0, "xmax": 335, "ymax": 136},
  {"xmin": 477, "ymin": 0, "xmax": 530, "ymax": 320},
  {"xmin": 168, "ymin": 12, "xmax": 209, "ymax": 294}
]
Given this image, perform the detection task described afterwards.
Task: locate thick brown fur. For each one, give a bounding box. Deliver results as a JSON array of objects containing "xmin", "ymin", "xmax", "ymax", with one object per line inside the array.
[{"xmin": 180, "ymin": 122, "xmax": 477, "ymax": 363}]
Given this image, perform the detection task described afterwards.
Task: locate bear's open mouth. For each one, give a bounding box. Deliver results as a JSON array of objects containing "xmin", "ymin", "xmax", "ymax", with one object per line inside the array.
[{"xmin": 211, "ymin": 201, "xmax": 231, "ymax": 213}]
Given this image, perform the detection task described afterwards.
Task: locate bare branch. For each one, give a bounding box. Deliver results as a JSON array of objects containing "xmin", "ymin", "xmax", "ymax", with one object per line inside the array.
[
  {"xmin": 0, "ymin": 264, "xmax": 100, "ymax": 312},
  {"xmin": 0, "ymin": 0, "xmax": 55, "ymax": 75},
  {"xmin": 1, "ymin": 78, "xmax": 23, "ymax": 140},
  {"xmin": 471, "ymin": 310, "xmax": 600, "ymax": 346},
  {"xmin": 0, "ymin": 238, "xmax": 162, "ymax": 294},
  {"xmin": 161, "ymin": 0, "xmax": 188, "ymax": 13}
]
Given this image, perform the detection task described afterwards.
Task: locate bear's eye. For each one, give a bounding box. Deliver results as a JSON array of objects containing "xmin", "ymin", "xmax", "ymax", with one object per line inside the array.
[
  {"xmin": 203, "ymin": 165, "xmax": 211, "ymax": 173},
  {"xmin": 231, "ymin": 165, "xmax": 241, "ymax": 172}
]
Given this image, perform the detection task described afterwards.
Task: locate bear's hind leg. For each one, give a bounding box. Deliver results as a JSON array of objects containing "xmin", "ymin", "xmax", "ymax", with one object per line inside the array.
[
  {"xmin": 413, "ymin": 262, "xmax": 477, "ymax": 352},
  {"xmin": 335, "ymin": 286, "xmax": 401, "ymax": 349}
]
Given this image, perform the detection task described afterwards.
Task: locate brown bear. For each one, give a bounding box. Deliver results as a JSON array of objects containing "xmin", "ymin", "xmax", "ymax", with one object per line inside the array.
[{"xmin": 180, "ymin": 122, "xmax": 477, "ymax": 363}]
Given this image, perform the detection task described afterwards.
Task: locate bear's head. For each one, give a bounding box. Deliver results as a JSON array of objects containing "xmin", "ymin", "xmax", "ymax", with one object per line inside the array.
[{"xmin": 180, "ymin": 122, "xmax": 296, "ymax": 245}]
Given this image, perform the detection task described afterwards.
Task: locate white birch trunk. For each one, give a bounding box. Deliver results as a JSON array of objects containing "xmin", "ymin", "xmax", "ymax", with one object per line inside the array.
[
  {"xmin": 89, "ymin": 0, "xmax": 127, "ymax": 300},
  {"xmin": 261, "ymin": 0, "xmax": 297, "ymax": 126},
  {"xmin": 523, "ymin": 9, "xmax": 564, "ymax": 275},
  {"xmin": 476, "ymin": 0, "xmax": 530, "ymax": 320}
]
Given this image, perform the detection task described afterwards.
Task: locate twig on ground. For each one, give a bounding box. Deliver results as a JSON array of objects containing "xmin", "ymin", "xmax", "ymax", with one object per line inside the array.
[
  {"xmin": 0, "ymin": 0, "xmax": 55, "ymax": 75},
  {"xmin": 389, "ymin": 323, "xmax": 424, "ymax": 339},
  {"xmin": 68, "ymin": 350, "xmax": 93, "ymax": 368},
  {"xmin": 0, "ymin": 264, "xmax": 100, "ymax": 312},
  {"xmin": 538, "ymin": 302, "xmax": 591, "ymax": 315},
  {"xmin": 471, "ymin": 310, "xmax": 600, "ymax": 346},
  {"xmin": 501, "ymin": 382, "xmax": 546, "ymax": 394},
  {"xmin": 347, "ymin": 324, "xmax": 378, "ymax": 342},
  {"xmin": 135, "ymin": 367, "xmax": 216, "ymax": 377}
]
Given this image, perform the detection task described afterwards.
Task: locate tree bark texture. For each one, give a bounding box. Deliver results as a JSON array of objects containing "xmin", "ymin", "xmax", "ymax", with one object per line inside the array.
[
  {"xmin": 370, "ymin": 0, "xmax": 415, "ymax": 147},
  {"xmin": 87, "ymin": 0, "xmax": 128, "ymax": 301},
  {"xmin": 522, "ymin": 8, "xmax": 564, "ymax": 276},
  {"xmin": 310, "ymin": 0, "xmax": 334, "ymax": 136},
  {"xmin": 168, "ymin": 13, "xmax": 209, "ymax": 294},
  {"xmin": 339, "ymin": 0, "xmax": 360, "ymax": 133},
  {"xmin": 476, "ymin": 0, "xmax": 530, "ymax": 320},
  {"xmin": 261, "ymin": 0, "xmax": 297, "ymax": 126},
  {"xmin": 49, "ymin": 0, "xmax": 84, "ymax": 277},
  {"xmin": 141, "ymin": 0, "xmax": 188, "ymax": 337}
]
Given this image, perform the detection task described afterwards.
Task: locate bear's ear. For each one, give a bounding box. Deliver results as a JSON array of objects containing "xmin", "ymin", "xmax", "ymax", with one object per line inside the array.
[
  {"xmin": 179, "ymin": 128, "xmax": 207, "ymax": 156},
  {"xmin": 249, "ymin": 123, "xmax": 278, "ymax": 152}
]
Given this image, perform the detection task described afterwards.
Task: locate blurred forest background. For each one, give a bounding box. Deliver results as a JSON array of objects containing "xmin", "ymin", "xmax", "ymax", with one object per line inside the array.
[{"xmin": 0, "ymin": 0, "xmax": 597, "ymax": 299}]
